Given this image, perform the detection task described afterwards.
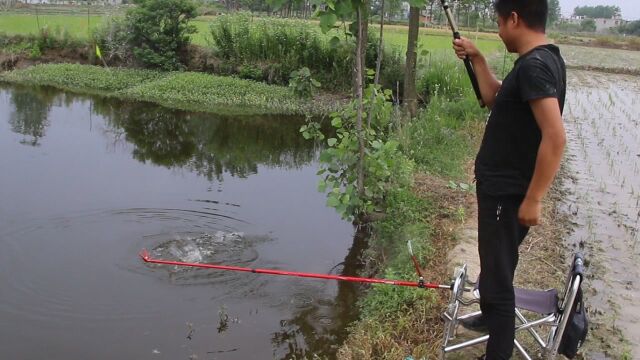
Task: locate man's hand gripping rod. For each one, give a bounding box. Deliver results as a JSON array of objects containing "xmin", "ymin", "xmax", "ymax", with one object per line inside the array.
[{"xmin": 439, "ymin": 0, "xmax": 485, "ymax": 108}]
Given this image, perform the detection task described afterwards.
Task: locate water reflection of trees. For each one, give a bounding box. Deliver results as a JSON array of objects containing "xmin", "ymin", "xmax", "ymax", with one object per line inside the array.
[
  {"xmin": 7, "ymin": 86, "xmax": 57, "ymax": 147},
  {"xmin": 271, "ymin": 227, "xmax": 369, "ymax": 359},
  {"xmin": 93, "ymin": 99, "xmax": 319, "ymax": 181}
]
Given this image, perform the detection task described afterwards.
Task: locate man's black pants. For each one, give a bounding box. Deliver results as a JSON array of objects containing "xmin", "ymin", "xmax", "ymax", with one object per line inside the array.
[{"xmin": 477, "ymin": 188, "xmax": 529, "ymax": 360}]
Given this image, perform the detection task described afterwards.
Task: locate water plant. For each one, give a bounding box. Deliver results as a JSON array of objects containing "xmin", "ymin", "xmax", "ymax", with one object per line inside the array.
[{"xmin": 0, "ymin": 64, "xmax": 338, "ymax": 115}]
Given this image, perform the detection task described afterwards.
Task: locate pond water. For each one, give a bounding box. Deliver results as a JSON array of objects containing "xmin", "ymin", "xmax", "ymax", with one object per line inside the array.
[
  {"xmin": 0, "ymin": 84, "xmax": 364, "ymax": 359},
  {"xmin": 562, "ymin": 70, "xmax": 640, "ymax": 358}
]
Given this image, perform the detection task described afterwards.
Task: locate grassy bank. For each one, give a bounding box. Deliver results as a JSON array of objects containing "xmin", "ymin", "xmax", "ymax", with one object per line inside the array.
[
  {"xmin": 0, "ymin": 64, "xmax": 338, "ymax": 115},
  {"xmin": 336, "ymin": 62, "xmax": 486, "ymax": 359}
]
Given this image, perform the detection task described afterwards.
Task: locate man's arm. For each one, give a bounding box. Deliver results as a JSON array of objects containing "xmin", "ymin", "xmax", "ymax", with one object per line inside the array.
[
  {"xmin": 519, "ymin": 97, "xmax": 567, "ymax": 226},
  {"xmin": 453, "ymin": 37, "xmax": 501, "ymax": 108}
]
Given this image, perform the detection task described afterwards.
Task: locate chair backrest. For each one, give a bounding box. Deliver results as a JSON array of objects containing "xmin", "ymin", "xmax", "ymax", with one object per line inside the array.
[
  {"xmin": 558, "ymin": 285, "xmax": 588, "ymax": 358},
  {"xmin": 559, "ymin": 253, "xmax": 584, "ymax": 312},
  {"xmin": 551, "ymin": 253, "xmax": 588, "ymax": 358}
]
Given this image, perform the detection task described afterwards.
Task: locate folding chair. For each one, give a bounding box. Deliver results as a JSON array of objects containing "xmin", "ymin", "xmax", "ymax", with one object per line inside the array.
[{"xmin": 441, "ymin": 253, "xmax": 587, "ymax": 359}]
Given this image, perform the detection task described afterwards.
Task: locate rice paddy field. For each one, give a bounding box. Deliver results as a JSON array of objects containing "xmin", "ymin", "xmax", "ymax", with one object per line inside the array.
[
  {"xmin": 562, "ymin": 68, "xmax": 640, "ymax": 357},
  {"xmin": 561, "ymin": 44, "xmax": 640, "ymax": 72}
]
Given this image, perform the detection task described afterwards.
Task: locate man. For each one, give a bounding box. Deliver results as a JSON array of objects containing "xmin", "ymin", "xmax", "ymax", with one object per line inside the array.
[{"xmin": 452, "ymin": 0, "xmax": 567, "ymax": 359}]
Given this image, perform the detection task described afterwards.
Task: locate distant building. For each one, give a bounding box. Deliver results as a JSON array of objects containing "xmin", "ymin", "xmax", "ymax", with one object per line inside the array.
[
  {"xmin": 562, "ymin": 15, "xmax": 628, "ymax": 33},
  {"xmin": 594, "ymin": 17, "xmax": 627, "ymax": 33}
]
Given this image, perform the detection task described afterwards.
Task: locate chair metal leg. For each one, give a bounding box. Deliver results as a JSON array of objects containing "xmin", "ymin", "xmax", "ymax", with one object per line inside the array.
[
  {"xmin": 442, "ymin": 255, "xmax": 586, "ymax": 360},
  {"xmin": 515, "ymin": 308, "xmax": 548, "ymax": 348},
  {"xmin": 514, "ymin": 339, "xmax": 533, "ymax": 360}
]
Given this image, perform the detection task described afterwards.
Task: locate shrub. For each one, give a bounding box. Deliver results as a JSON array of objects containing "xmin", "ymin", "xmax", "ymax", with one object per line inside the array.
[
  {"xmin": 417, "ymin": 59, "xmax": 469, "ymax": 103},
  {"xmin": 208, "ymin": 13, "xmax": 398, "ymax": 89},
  {"xmin": 91, "ymin": 16, "xmax": 134, "ymax": 65},
  {"xmin": 403, "ymin": 94, "xmax": 484, "ymax": 178},
  {"xmin": 580, "ymin": 19, "xmax": 596, "ymax": 33},
  {"xmin": 378, "ymin": 48, "xmax": 405, "ymax": 100},
  {"xmin": 0, "ymin": 28, "xmax": 83, "ymax": 60},
  {"xmin": 126, "ymin": 0, "xmax": 198, "ymax": 70},
  {"xmin": 238, "ymin": 64, "xmax": 263, "ymax": 81},
  {"xmin": 617, "ymin": 20, "xmax": 640, "ymax": 36},
  {"xmin": 289, "ymin": 67, "xmax": 320, "ymax": 99}
]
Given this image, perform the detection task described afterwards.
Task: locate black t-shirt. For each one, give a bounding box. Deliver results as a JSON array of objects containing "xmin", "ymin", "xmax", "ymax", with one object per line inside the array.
[{"xmin": 475, "ymin": 44, "xmax": 566, "ymax": 196}]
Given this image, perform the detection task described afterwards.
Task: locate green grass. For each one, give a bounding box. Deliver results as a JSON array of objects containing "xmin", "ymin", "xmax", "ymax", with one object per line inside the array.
[
  {"xmin": 0, "ymin": 13, "xmax": 505, "ymax": 56},
  {"xmin": 381, "ymin": 26, "xmax": 504, "ymax": 59},
  {"xmin": 0, "ymin": 13, "xmax": 105, "ymax": 38},
  {"xmin": 0, "ymin": 64, "xmax": 334, "ymax": 115},
  {"xmin": 190, "ymin": 17, "xmax": 212, "ymax": 45},
  {"xmin": 403, "ymin": 94, "xmax": 483, "ymax": 178}
]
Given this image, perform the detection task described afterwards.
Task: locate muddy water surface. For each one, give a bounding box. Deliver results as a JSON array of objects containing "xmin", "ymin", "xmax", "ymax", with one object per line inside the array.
[
  {"xmin": 562, "ymin": 70, "xmax": 640, "ymax": 357},
  {"xmin": 0, "ymin": 84, "xmax": 362, "ymax": 359}
]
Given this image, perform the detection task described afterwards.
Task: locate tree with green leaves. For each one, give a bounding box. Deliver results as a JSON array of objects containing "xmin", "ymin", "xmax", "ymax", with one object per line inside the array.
[
  {"xmin": 580, "ymin": 18, "xmax": 596, "ymax": 32},
  {"xmin": 126, "ymin": 0, "xmax": 198, "ymax": 70},
  {"xmin": 617, "ymin": 20, "xmax": 640, "ymax": 36},
  {"xmin": 294, "ymin": 0, "xmax": 418, "ymax": 220},
  {"xmin": 573, "ymin": 5, "xmax": 621, "ymax": 19},
  {"xmin": 288, "ymin": 0, "xmax": 368, "ymax": 197},
  {"xmin": 371, "ymin": 0, "xmax": 403, "ymax": 20},
  {"xmin": 548, "ymin": 0, "xmax": 561, "ymax": 26}
]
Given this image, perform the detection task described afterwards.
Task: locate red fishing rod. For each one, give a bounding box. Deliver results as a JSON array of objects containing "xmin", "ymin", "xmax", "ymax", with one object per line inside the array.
[{"xmin": 139, "ymin": 249, "xmax": 452, "ymax": 290}]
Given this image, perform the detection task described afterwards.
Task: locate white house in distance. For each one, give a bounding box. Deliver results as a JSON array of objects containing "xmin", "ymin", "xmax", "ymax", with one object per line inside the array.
[
  {"xmin": 593, "ymin": 17, "xmax": 626, "ymax": 33},
  {"xmin": 564, "ymin": 15, "xmax": 629, "ymax": 33}
]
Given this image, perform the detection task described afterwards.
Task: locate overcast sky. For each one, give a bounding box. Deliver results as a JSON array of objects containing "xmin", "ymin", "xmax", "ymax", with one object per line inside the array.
[{"xmin": 560, "ymin": 0, "xmax": 639, "ymax": 21}]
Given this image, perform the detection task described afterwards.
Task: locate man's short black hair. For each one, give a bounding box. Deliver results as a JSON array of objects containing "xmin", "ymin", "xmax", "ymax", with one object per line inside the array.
[{"xmin": 494, "ymin": 0, "xmax": 548, "ymax": 31}]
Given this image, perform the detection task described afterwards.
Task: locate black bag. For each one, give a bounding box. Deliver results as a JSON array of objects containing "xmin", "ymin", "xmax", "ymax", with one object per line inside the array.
[{"xmin": 558, "ymin": 287, "xmax": 588, "ymax": 358}]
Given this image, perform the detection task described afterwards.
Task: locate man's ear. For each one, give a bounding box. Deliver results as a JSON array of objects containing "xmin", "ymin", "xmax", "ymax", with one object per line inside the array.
[{"xmin": 510, "ymin": 11, "xmax": 519, "ymax": 27}]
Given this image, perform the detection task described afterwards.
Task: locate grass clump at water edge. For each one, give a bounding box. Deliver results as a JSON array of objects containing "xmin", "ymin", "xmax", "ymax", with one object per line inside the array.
[
  {"xmin": 0, "ymin": 63, "xmax": 165, "ymax": 93},
  {"xmin": 0, "ymin": 63, "xmax": 338, "ymax": 115}
]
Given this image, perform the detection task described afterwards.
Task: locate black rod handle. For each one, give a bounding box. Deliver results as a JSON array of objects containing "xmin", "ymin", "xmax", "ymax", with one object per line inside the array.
[
  {"xmin": 440, "ymin": 0, "xmax": 486, "ymax": 108},
  {"xmin": 453, "ymin": 31, "xmax": 484, "ymax": 107}
]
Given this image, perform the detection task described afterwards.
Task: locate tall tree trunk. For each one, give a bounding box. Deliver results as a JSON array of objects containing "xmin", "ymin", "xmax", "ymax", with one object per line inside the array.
[
  {"xmin": 429, "ymin": 1, "xmax": 434, "ymax": 25},
  {"xmin": 366, "ymin": 0, "xmax": 385, "ymax": 128},
  {"xmin": 374, "ymin": 0, "xmax": 385, "ymax": 86},
  {"xmin": 403, "ymin": 6, "xmax": 420, "ymax": 117},
  {"xmin": 352, "ymin": 1, "xmax": 369, "ymax": 97},
  {"xmin": 355, "ymin": 7, "xmax": 366, "ymax": 197}
]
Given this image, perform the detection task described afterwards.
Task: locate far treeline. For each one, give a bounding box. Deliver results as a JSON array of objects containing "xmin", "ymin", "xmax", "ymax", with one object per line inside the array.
[
  {"xmin": 211, "ymin": 0, "xmax": 638, "ymax": 35},
  {"xmin": 216, "ymin": 0, "xmax": 556, "ymax": 30},
  {"xmin": 573, "ymin": 5, "xmax": 621, "ymax": 19}
]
